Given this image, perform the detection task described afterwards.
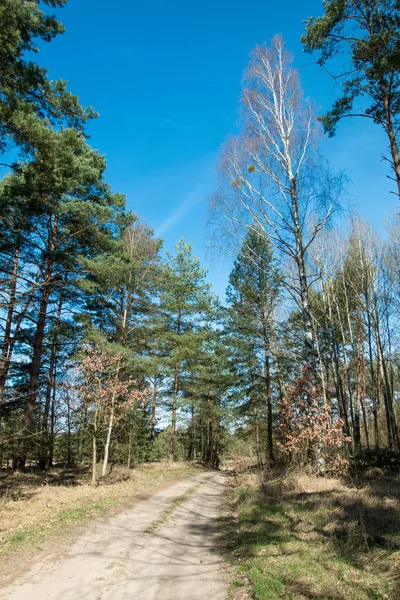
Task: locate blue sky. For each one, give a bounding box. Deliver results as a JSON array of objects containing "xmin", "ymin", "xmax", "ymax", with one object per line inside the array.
[{"xmin": 37, "ymin": 0, "xmax": 397, "ymax": 299}]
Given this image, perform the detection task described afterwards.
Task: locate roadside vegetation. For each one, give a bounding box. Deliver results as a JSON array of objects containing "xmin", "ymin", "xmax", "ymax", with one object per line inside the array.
[
  {"xmin": 0, "ymin": 461, "xmax": 198, "ymax": 579},
  {"xmin": 221, "ymin": 463, "xmax": 400, "ymax": 600}
]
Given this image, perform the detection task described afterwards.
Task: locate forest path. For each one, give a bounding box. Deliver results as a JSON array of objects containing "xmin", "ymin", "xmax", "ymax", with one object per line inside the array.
[{"xmin": 2, "ymin": 470, "xmax": 228, "ymax": 600}]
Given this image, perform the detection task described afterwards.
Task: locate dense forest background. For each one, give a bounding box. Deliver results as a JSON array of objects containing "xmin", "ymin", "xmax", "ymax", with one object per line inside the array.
[{"xmin": 1, "ymin": 0, "xmax": 400, "ymax": 481}]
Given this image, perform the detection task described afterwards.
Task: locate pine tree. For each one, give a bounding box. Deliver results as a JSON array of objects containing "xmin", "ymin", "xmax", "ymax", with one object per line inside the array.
[
  {"xmin": 80, "ymin": 217, "xmax": 161, "ymax": 474},
  {"xmin": 302, "ymin": 0, "xmax": 400, "ymax": 196},
  {"xmin": 158, "ymin": 239, "xmax": 216, "ymax": 463},
  {"xmin": 226, "ymin": 227, "xmax": 280, "ymax": 463},
  {"xmin": 0, "ymin": 0, "xmax": 95, "ymax": 161},
  {"xmin": 180, "ymin": 306, "xmax": 230, "ymax": 467},
  {"xmin": 0, "ymin": 130, "xmax": 125, "ymax": 469}
]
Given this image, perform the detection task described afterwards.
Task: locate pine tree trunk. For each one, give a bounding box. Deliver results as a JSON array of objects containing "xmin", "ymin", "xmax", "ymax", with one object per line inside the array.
[
  {"xmin": 261, "ymin": 312, "xmax": 274, "ymax": 463},
  {"xmin": 151, "ymin": 375, "xmax": 157, "ymax": 442},
  {"xmin": 213, "ymin": 413, "xmax": 221, "ymax": 469},
  {"xmin": 335, "ymin": 296, "xmax": 356, "ymax": 450},
  {"xmin": 0, "ymin": 245, "xmax": 19, "ymax": 404},
  {"xmin": 49, "ymin": 378, "xmax": 56, "ymax": 467},
  {"xmin": 169, "ymin": 313, "xmax": 181, "ymax": 464},
  {"xmin": 38, "ymin": 287, "xmax": 64, "ymax": 470},
  {"xmin": 380, "ymin": 80, "xmax": 400, "ymax": 197},
  {"xmin": 0, "ymin": 269, "xmax": 41, "ymax": 412},
  {"xmin": 188, "ymin": 398, "xmax": 196, "ymax": 460},
  {"xmin": 169, "ymin": 360, "xmax": 179, "ymax": 464},
  {"xmin": 361, "ymin": 397, "xmax": 370, "ymax": 450},
  {"xmin": 16, "ymin": 215, "xmax": 59, "ymax": 470},
  {"xmin": 270, "ymin": 323, "xmax": 286, "ymax": 402},
  {"xmin": 66, "ymin": 391, "xmax": 72, "ymax": 467},
  {"xmin": 205, "ymin": 392, "xmax": 213, "ymax": 464},
  {"xmin": 127, "ymin": 428, "xmax": 132, "ymax": 469},
  {"xmin": 251, "ymin": 384, "xmax": 262, "ymax": 469}
]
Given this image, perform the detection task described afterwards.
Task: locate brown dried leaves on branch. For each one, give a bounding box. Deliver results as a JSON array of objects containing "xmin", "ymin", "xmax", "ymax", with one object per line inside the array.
[{"xmin": 278, "ymin": 366, "xmax": 351, "ymax": 474}]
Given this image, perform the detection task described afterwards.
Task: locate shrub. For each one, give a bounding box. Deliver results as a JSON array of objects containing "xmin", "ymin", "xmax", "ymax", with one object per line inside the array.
[{"xmin": 277, "ymin": 366, "xmax": 350, "ymax": 475}]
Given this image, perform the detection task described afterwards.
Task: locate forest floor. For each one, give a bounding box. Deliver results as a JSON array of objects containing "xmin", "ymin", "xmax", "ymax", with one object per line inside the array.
[
  {"xmin": 220, "ymin": 467, "xmax": 400, "ymax": 600},
  {"xmin": 0, "ymin": 465, "xmax": 228, "ymax": 599}
]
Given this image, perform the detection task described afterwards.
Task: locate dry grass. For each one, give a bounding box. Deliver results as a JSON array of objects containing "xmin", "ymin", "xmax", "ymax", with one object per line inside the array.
[
  {"xmin": 0, "ymin": 462, "xmax": 199, "ymax": 556},
  {"xmin": 221, "ymin": 467, "xmax": 400, "ymax": 600}
]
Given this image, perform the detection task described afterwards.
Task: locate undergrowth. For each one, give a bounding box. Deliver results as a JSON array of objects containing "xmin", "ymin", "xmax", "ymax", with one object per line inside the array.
[{"xmin": 221, "ymin": 469, "xmax": 400, "ymax": 600}]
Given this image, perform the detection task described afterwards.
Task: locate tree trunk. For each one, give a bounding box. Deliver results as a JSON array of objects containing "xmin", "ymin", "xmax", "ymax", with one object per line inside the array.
[
  {"xmin": 335, "ymin": 296, "xmax": 356, "ymax": 450},
  {"xmin": 101, "ymin": 361, "xmax": 121, "ymax": 477},
  {"xmin": 291, "ymin": 178, "xmax": 315, "ymax": 370},
  {"xmin": 261, "ymin": 311, "xmax": 274, "ymax": 463},
  {"xmin": 251, "ymin": 379, "xmax": 262, "ymax": 469},
  {"xmin": 380, "ymin": 80, "xmax": 400, "ymax": 197},
  {"xmin": 38, "ymin": 286, "xmax": 64, "ymax": 469},
  {"xmin": 188, "ymin": 398, "xmax": 196, "ymax": 460},
  {"xmin": 92, "ymin": 432, "xmax": 97, "ymax": 486},
  {"xmin": 92, "ymin": 407, "xmax": 98, "ymax": 486},
  {"xmin": 66, "ymin": 391, "xmax": 72, "ymax": 467},
  {"xmin": 374, "ymin": 312, "xmax": 398, "ymax": 448},
  {"xmin": 127, "ymin": 428, "xmax": 132, "ymax": 468},
  {"xmin": 0, "ymin": 245, "xmax": 19, "ymax": 404},
  {"xmin": 205, "ymin": 392, "xmax": 213, "ymax": 464},
  {"xmin": 354, "ymin": 310, "xmax": 362, "ymax": 453},
  {"xmin": 101, "ymin": 403, "xmax": 114, "ymax": 477},
  {"xmin": 17, "ymin": 215, "xmax": 59, "ymax": 470},
  {"xmin": 169, "ymin": 360, "xmax": 179, "ymax": 464},
  {"xmin": 0, "ymin": 269, "xmax": 42, "ymax": 408},
  {"xmin": 332, "ymin": 342, "xmax": 351, "ymax": 438},
  {"xmin": 169, "ymin": 313, "xmax": 181, "ymax": 464},
  {"xmin": 49, "ymin": 376, "xmax": 56, "ymax": 467},
  {"xmin": 270, "ymin": 323, "xmax": 286, "ymax": 402},
  {"xmin": 366, "ymin": 305, "xmax": 379, "ymax": 449},
  {"xmin": 213, "ymin": 413, "xmax": 221, "ymax": 470},
  {"xmin": 151, "ymin": 375, "xmax": 157, "ymax": 442}
]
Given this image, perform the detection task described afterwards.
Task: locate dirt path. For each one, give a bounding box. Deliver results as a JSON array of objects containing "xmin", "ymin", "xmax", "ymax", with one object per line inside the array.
[{"xmin": 1, "ymin": 471, "xmax": 227, "ymax": 600}]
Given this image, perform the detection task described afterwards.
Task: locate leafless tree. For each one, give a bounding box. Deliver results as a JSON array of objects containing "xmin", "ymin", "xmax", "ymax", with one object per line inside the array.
[{"xmin": 210, "ymin": 35, "xmax": 342, "ymax": 369}]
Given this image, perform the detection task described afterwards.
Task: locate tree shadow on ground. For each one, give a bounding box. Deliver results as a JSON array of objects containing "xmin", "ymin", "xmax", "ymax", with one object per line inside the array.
[
  {"xmin": 0, "ymin": 465, "xmax": 90, "ymax": 501},
  {"xmin": 222, "ymin": 472, "xmax": 400, "ymax": 599},
  {"xmin": 280, "ymin": 479, "xmax": 400, "ymax": 555}
]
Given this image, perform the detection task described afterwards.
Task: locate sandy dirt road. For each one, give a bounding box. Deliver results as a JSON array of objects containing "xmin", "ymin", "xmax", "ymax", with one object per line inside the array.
[{"xmin": 1, "ymin": 471, "xmax": 228, "ymax": 600}]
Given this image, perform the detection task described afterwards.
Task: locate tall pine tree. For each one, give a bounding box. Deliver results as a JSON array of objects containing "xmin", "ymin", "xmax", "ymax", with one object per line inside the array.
[
  {"xmin": 158, "ymin": 239, "xmax": 216, "ymax": 463},
  {"xmin": 226, "ymin": 227, "xmax": 280, "ymax": 463}
]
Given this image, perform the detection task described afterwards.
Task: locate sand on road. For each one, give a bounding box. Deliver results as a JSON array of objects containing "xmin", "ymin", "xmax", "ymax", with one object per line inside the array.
[{"xmin": 1, "ymin": 471, "xmax": 228, "ymax": 600}]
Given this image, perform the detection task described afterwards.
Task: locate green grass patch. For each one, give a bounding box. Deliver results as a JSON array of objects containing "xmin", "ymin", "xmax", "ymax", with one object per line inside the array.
[
  {"xmin": 249, "ymin": 564, "xmax": 284, "ymax": 599},
  {"xmin": 221, "ymin": 474, "xmax": 398, "ymax": 600},
  {"xmin": 2, "ymin": 496, "xmax": 120, "ymax": 555}
]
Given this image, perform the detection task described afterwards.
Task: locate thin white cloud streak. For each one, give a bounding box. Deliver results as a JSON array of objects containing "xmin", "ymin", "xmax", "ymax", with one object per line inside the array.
[{"xmin": 155, "ymin": 188, "xmax": 204, "ymax": 236}]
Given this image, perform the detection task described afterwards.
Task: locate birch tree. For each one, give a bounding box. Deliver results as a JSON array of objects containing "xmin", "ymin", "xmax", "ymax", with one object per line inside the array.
[{"xmin": 210, "ymin": 35, "xmax": 341, "ymax": 369}]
